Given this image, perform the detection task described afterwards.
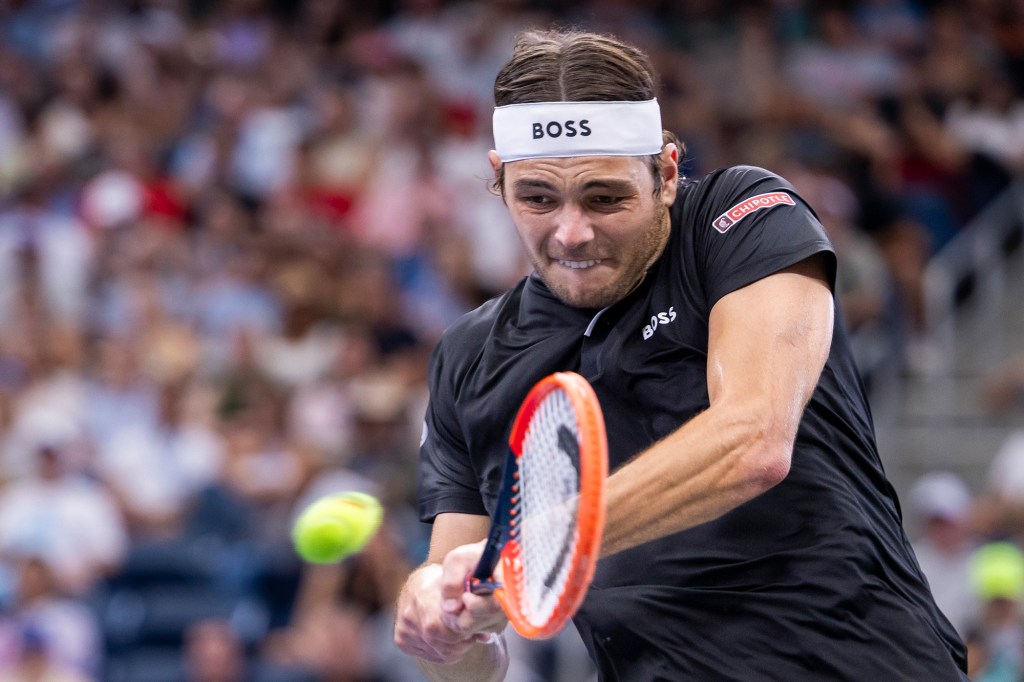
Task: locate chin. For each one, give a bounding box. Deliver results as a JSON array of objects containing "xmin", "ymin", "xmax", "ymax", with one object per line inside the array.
[
  {"xmin": 538, "ymin": 265, "xmax": 632, "ymax": 309},
  {"xmin": 551, "ymin": 283, "xmax": 619, "ymax": 310}
]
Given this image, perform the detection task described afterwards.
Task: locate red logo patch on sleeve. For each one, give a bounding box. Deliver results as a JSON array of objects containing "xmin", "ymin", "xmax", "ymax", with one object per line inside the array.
[{"xmin": 712, "ymin": 191, "xmax": 795, "ymax": 233}]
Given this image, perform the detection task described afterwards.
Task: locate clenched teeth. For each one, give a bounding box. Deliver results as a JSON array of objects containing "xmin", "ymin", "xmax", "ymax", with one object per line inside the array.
[{"xmin": 558, "ymin": 259, "xmax": 603, "ymax": 269}]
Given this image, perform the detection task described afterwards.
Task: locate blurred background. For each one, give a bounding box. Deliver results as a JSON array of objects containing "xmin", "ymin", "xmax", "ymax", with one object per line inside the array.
[{"xmin": 0, "ymin": 0, "xmax": 1021, "ymax": 680}]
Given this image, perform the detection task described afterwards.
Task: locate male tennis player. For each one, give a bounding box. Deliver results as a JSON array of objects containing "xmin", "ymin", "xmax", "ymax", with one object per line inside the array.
[{"xmin": 395, "ymin": 29, "xmax": 969, "ymax": 680}]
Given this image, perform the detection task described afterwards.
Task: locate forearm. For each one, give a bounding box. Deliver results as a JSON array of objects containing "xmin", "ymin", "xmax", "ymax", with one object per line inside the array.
[
  {"xmin": 416, "ymin": 633, "xmax": 509, "ymax": 682},
  {"xmin": 600, "ymin": 402, "xmax": 789, "ymax": 557}
]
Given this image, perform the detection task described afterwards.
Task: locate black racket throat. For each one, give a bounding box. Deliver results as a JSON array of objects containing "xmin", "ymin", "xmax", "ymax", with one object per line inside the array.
[{"xmin": 468, "ymin": 448, "xmax": 519, "ymax": 594}]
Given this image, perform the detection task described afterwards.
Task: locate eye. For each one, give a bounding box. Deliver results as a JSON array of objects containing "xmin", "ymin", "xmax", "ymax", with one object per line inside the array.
[
  {"xmin": 589, "ymin": 195, "xmax": 627, "ymax": 209},
  {"xmin": 516, "ymin": 195, "xmax": 555, "ymax": 208}
]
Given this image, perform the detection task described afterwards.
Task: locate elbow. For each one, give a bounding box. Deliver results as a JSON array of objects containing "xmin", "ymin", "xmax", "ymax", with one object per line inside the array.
[
  {"xmin": 705, "ymin": 399, "xmax": 798, "ymax": 501},
  {"xmin": 754, "ymin": 441, "xmax": 792, "ymax": 492},
  {"xmin": 737, "ymin": 423, "xmax": 793, "ymax": 496}
]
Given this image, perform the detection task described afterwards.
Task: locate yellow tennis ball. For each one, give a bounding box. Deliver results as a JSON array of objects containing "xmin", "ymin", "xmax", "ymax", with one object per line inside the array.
[{"xmin": 291, "ymin": 492, "xmax": 384, "ymax": 564}]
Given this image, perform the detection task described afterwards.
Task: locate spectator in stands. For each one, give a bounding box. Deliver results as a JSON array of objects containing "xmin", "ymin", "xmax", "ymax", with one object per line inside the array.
[
  {"xmin": 0, "ymin": 623, "xmax": 93, "ymax": 682},
  {"xmin": 0, "ymin": 325, "xmax": 88, "ymax": 480},
  {"xmin": 981, "ymin": 430, "xmax": 1024, "ymax": 541},
  {"xmin": 255, "ymin": 260, "xmax": 345, "ymax": 391},
  {"xmin": 964, "ymin": 542, "xmax": 1024, "ymax": 680},
  {"xmin": 191, "ymin": 247, "xmax": 282, "ymax": 368},
  {"xmin": 910, "ymin": 471, "xmax": 981, "ymax": 636},
  {"xmin": 182, "ymin": 619, "xmax": 246, "ymax": 682},
  {"xmin": 0, "ymin": 555, "xmax": 101, "ymax": 679},
  {"xmin": 79, "ymin": 337, "xmax": 158, "ymax": 455},
  {"xmin": 0, "ymin": 441, "xmax": 127, "ymax": 596},
  {"xmin": 94, "ymin": 379, "xmax": 225, "ymax": 540},
  {"xmin": 184, "ymin": 383, "xmax": 315, "ymax": 564},
  {"xmin": 0, "ymin": 179, "xmax": 94, "ymax": 327},
  {"xmin": 298, "ymin": 81, "xmax": 376, "ymax": 226},
  {"xmin": 983, "ymin": 353, "xmax": 1024, "ymax": 415}
]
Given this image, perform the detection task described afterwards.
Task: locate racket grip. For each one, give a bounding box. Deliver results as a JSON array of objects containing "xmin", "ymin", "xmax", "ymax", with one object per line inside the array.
[{"xmin": 467, "ymin": 525, "xmax": 506, "ymax": 595}]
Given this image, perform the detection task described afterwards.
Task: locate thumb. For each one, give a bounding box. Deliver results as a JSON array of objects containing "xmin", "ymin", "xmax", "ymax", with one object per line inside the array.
[{"xmin": 439, "ymin": 541, "xmax": 488, "ymax": 609}]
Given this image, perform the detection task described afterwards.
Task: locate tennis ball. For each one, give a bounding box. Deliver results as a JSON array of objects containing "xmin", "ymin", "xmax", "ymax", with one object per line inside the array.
[{"xmin": 292, "ymin": 492, "xmax": 384, "ymax": 564}]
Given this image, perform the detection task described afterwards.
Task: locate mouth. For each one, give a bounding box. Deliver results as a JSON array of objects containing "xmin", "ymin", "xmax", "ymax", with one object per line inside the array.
[{"xmin": 556, "ymin": 259, "xmax": 604, "ymax": 270}]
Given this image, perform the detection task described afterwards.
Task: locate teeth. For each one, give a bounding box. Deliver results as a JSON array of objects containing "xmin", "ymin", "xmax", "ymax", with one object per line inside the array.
[{"xmin": 558, "ymin": 259, "xmax": 602, "ymax": 269}]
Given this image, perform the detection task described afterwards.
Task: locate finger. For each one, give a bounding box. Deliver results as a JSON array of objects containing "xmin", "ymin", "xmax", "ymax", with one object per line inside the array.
[
  {"xmin": 439, "ymin": 608, "xmax": 463, "ymax": 632},
  {"xmin": 450, "ymin": 597, "xmax": 508, "ymax": 635},
  {"xmin": 439, "ymin": 593, "xmax": 498, "ymax": 635},
  {"xmin": 462, "ymin": 591, "xmax": 504, "ymax": 616},
  {"xmin": 395, "ymin": 622, "xmax": 449, "ymax": 662},
  {"xmin": 418, "ymin": 623, "xmax": 479, "ymax": 663},
  {"xmin": 439, "ymin": 546, "xmax": 484, "ymax": 603},
  {"xmin": 440, "ymin": 599, "xmax": 462, "ymax": 621}
]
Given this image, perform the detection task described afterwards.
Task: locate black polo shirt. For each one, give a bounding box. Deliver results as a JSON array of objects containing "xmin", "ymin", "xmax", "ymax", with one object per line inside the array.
[{"xmin": 419, "ymin": 165, "xmax": 968, "ymax": 680}]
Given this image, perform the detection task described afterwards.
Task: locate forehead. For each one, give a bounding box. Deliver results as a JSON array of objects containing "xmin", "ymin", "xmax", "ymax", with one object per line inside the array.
[{"xmin": 504, "ymin": 155, "xmax": 651, "ymax": 190}]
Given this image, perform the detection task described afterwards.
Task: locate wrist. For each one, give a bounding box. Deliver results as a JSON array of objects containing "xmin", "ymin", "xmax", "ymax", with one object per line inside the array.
[{"xmin": 418, "ymin": 632, "xmax": 509, "ymax": 682}]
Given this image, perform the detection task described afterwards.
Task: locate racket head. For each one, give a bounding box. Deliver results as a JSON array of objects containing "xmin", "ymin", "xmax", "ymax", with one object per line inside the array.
[{"xmin": 495, "ymin": 371, "xmax": 607, "ymax": 639}]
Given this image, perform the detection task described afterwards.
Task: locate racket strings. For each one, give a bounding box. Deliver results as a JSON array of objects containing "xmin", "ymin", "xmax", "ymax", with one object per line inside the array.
[{"xmin": 516, "ymin": 388, "xmax": 582, "ymax": 626}]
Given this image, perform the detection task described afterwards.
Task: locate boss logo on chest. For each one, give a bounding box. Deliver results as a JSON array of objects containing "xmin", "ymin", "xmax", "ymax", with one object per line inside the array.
[
  {"xmin": 642, "ymin": 307, "xmax": 676, "ymax": 340},
  {"xmin": 532, "ymin": 120, "xmax": 592, "ymax": 139}
]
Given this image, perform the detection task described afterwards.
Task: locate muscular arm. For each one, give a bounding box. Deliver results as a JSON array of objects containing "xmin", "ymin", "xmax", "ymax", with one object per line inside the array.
[
  {"xmin": 395, "ymin": 513, "xmax": 510, "ymax": 681},
  {"xmin": 601, "ymin": 254, "xmax": 835, "ymax": 555}
]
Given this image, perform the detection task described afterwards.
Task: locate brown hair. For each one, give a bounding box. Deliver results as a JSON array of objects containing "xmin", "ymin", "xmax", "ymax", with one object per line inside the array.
[{"xmin": 491, "ymin": 29, "xmax": 683, "ymax": 194}]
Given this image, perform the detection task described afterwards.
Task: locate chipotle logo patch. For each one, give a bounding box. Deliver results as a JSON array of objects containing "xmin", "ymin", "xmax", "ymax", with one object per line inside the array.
[{"xmin": 712, "ymin": 192, "xmax": 795, "ymax": 233}]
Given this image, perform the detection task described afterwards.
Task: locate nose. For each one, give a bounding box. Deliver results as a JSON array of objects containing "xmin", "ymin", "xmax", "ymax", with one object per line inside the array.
[{"xmin": 552, "ymin": 203, "xmax": 594, "ymax": 250}]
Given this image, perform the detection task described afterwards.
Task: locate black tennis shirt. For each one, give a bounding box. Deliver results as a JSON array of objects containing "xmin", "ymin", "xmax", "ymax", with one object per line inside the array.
[{"xmin": 419, "ymin": 166, "xmax": 968, "ymax": 680}]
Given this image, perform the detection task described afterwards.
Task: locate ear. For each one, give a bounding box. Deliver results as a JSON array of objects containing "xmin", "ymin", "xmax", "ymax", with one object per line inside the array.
[
  {"xmin": 487, "ymin": 150, "xmax": 507, "ymax": 200},
  {"xmin": 659, "ymin": 143, "xmax": 679, "ymax": 207},
  {"xmin": 487, "ymin": 150, "xmax": 503, "ymax": 177}
]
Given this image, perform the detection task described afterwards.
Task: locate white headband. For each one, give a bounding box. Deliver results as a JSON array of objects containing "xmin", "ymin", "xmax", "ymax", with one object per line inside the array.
[{"xmin": 492, "ymin": 99, "xmax": 663, "ymax": 162}]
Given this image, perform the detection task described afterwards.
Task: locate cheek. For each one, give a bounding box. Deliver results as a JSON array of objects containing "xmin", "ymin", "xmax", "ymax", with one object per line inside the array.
[
  {"xmin": 511, "ymin": 215, "xmax": 551, "ymax": 249},
  {"xmin": 601, "ymin": 214, "xmax": 650, "ymax": 244}
]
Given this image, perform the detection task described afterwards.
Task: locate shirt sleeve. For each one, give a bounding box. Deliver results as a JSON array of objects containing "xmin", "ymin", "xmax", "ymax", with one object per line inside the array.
[
  {"xmin": 690, "ymin": 166, "xmax": 837, "ymax": 310},
  {"xmin": 417, "ymin": 341, "xmax": 487, "ymax": 523}
]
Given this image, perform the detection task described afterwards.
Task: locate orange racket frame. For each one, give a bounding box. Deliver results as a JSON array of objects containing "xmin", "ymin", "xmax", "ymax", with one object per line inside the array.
[{"xmin": 469, "ymin": 371, "xmax": 608, "ymax": 639}]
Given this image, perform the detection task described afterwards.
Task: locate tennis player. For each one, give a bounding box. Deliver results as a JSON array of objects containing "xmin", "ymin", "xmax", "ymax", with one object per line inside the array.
[{"xmin": 395, "ymin": 29, "xmax": 969, "ymax": 680}]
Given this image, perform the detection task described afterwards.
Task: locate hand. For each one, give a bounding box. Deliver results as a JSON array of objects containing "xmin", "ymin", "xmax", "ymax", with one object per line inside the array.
[
  {"xmin": 394, "ymin": 541, "xmax": 508, "ymax": 665},
  {"xmin": 438, "ymin": 541, "xmax": 508, "ymax": 637}
]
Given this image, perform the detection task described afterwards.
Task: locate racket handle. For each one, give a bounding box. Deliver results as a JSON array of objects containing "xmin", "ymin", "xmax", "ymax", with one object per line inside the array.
[{"xmin": 467, "ymin": 523, "xmax": 505, "ymax": 595}]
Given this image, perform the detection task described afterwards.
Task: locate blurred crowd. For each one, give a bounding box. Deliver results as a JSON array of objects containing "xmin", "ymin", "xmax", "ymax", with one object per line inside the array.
[{"xmin": 0, "ymin": 0, "xmax": 1021, "ymax": 680}]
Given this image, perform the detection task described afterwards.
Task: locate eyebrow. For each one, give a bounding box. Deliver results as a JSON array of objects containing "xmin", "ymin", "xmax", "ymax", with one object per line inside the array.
[
  {"xmin": 511, "ymin": 180, "xmax": 555, "ymax": 193},
  {"xmin": 511, "ymin": 178, "xmax": 638, "ymax": 194}
]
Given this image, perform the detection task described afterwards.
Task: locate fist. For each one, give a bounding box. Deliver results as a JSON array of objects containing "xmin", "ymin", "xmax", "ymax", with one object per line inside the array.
[{"xmin": 394, "ymin": 542, "xmax": 508, "ymax": 664}]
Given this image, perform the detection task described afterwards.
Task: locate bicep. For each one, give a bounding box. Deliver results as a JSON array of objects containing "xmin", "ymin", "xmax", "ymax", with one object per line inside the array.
[
  {"xmin": 707, "ymin": 253, "xmax": 834, "ymax": 430},
  {"xmin": 425, "ymin": 513, "xmax": 491, "ymax": 565}
]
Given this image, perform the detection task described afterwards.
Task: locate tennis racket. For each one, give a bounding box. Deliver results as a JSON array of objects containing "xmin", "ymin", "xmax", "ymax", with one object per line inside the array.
[{"xmin": 466, "ymin": 371, "xmax": 607, "ymax": 639}]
